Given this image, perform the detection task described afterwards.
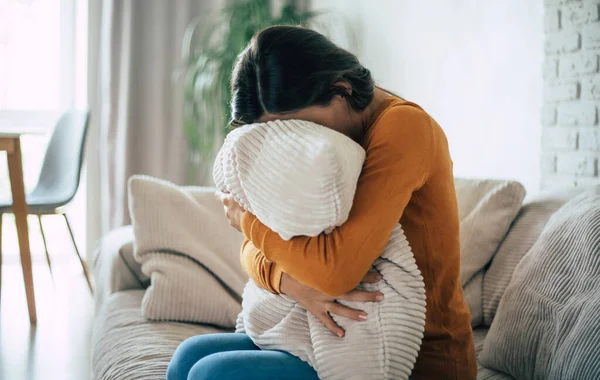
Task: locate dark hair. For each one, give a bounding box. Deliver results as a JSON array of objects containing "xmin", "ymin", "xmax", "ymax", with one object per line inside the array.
[{"xmin": 229, "ymin": 26, "xmax": 375, "ymax": 126}]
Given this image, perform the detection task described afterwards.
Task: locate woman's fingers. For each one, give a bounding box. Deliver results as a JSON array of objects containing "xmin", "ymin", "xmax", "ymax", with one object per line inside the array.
[
  {"xmin": 327, "ymin": 301, "xmax": 367, "ymax": 322},
  {"xmin": 218, "ymin": 193, "xmax": 233, "ymax": 206},
  {"xmin": 361, "ymin": 271, "xmax": 382, "ymax": 283},
  {"xmin": 216, "ymin": 191, "xmax": 228, "ymax": 205},
  {"xmin": 316, "ymin": 311, "xmax": 345, "ymax": 338},
  {"xmin": 338, "ymin": 289, "xmax": 384, "ymax": 303}
]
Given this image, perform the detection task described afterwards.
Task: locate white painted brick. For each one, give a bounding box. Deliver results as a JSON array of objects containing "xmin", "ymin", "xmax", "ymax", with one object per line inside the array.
[
  {"xmin": 545, "ymin": 81, "xmax": 580, "ymax": 101},
  {"xmin": 544, "ymin": 128, "xmax": 579, "ymax": 149},
  {"xmin": 581, "ymin": 75, "xmax": 600, "ymax": 99},
  {"xmin": 561, "ymin": 3, "xmax": 599, "ymax": 28},
  {"xmin": 541, "ymin": 152, "xmax": 557, "ymax": 173},
  {"xmin": 557, "ymin": 154, "xmax": 597, "ymax": 175},
  {"xmin": 583, "ymin": 22, "xmax": 600, "ymax": 49},
  {"xmin": 559, "ymin": 52, "xmax": 599, "ymax": 76},
  {"xmin": 542, "ymin": 105, "xmax": 558, "ymax": 125},
  {"xmin": 544, "ymin": 59, "xmax": 559, "ymax": 79},
  {"xmin": 575, "ymin": 176, "xmax": 600, "ymax": 187},
  {"xmin": 545, "ymin": 7, "xmax": 561, "ymax": 31},
  {"xmin": 557, "ymin": 102, "xmax": 597, "ymax": 124},
  {"xmin": 541, "ymin": 174, "xmax": 577, "ymax": 190},
  {"xmin": 546, "ymin": 0, "xmax": 582, "ymax": 5},
  {"xmin": 546, "ymin": 30, "xmax": 581, "ymax": 53},
  {"xmin": 579, "ymin": 127, "xmax": 600, "ymax": 150}
]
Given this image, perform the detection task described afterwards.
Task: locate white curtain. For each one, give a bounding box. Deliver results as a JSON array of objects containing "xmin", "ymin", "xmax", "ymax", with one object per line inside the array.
[{"xmin": 86, "ymin": 0, "xmax": 220, "ymax": 258}]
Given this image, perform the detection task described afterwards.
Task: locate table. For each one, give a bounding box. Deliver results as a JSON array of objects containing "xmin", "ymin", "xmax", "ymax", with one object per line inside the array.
[{"xmin": 0, "ymin": 129, "xmax": 43, "ymax": 324}]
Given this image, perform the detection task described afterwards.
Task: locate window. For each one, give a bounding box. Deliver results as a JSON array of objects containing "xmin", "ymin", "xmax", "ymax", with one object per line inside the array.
[{"xmin": 0, "ymin": 0, "xmax": 87, "ymax": 263}]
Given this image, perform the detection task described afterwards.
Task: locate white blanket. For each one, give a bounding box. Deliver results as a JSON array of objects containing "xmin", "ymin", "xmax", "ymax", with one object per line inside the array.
[{"xmin": 213, "ymin": 119, "xmax": 427, "ymax": 380}]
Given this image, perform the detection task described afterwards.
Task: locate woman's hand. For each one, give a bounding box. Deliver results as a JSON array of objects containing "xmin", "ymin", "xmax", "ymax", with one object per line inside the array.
[
  {"xmin": 217, "ymin": 191, "xmax": 245, "ymax": 232},
  {"xmin": 280, "ymin": 271, "xmax": 383, "ymax": 338}
]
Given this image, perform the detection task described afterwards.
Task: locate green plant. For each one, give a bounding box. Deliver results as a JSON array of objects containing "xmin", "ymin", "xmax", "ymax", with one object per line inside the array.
[{"xmin": 182, "ymin": 0, "xmax": 318, "ymax": 184}]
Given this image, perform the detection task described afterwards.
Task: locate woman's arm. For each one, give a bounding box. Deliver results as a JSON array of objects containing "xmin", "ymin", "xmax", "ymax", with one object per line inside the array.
[
  {"xmin": 217, "ymin": 192, "xmax": 284, "ymax": 294},
  {"xmin": 242, "ymin": 105, "xmax": 435, "ymax": 297},
  {"xmin": 240, "ymin": 233, "xmax": 384, "ymax": 338},
  {"xmin": 240, "ymin": 238, "xmax": 284, "ymax": 294}
]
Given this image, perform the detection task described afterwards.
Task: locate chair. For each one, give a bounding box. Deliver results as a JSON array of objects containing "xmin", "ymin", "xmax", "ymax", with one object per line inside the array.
[{"xmin": 0, "ymin": 110, "xmax": 93, "ymax": 293}]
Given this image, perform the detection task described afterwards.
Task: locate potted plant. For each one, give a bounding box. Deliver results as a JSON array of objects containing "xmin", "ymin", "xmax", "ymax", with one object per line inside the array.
[{"xmin": 181, "ymin": 0, "xmax": 318, "ymax": 185}]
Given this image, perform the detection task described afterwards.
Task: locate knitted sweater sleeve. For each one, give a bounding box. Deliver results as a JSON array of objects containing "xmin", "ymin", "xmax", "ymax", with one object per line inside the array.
[
  {"xmin": 240, "ymin": 238, "xmax": 284, "ymax": 294},
  {"xmin": 241, "ymin": 104, "xmax": 434, "ymax": 297}
]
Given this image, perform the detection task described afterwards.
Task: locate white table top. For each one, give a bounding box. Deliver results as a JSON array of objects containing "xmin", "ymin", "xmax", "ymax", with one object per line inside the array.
[{"xmin": 0, "ymin": 125, "xmax": 48, "ymax": 138}]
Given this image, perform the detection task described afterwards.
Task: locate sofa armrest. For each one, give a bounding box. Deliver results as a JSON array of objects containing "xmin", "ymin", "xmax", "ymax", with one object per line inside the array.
[{"xmin": 93, "ymin": 225, "xmax": 149, "ymax": 314}]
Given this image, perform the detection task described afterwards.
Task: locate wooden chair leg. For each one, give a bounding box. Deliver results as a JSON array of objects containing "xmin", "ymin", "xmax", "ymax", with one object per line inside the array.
[
  {"xmin": 7, "ymin": 139, "xmax": 36, "ymax": 324},
  {"xmin": 37, "ymin": 215, "xmax": 53, "ymax": 280},
  {"xmin": 63, "ymin": 214, "xmax": 93, "ymax": 294}
]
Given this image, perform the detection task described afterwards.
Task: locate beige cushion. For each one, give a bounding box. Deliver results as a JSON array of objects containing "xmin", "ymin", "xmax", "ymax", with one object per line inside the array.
[
  {"xmin": 482, "ymin": 189, "xmax": 581, "ymax": 326},
  {"xmin": 480, "ymin": 187, "xmax": 600, "ymax": 379},
  {"xmin": 128, "ymin": 176, "xmax": 246, "ymax": 327},
  {"xmin": 455, "ymin": 178, "xmax": 526, "ymax": 327}
]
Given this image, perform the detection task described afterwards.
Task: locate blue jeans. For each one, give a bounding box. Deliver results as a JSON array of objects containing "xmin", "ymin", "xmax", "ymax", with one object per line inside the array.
[{"xmin": 167, "ymin": 333, "xmax": 319, "ymax": 380}]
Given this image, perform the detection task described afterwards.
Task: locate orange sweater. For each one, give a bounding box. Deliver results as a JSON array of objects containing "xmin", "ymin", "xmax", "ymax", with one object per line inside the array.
[{"xmin": 240, "ymin": 98, "xmax": 477, "ymax": 380}]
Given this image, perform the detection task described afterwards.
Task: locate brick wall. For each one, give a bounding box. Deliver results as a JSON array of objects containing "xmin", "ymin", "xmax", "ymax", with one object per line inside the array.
[{"xmin": 542, "ymin": 0, "xmax": 600, "ymax": 189}]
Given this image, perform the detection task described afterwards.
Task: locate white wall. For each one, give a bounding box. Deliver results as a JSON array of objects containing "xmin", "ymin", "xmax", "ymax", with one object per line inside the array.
[{"xmin": 312, "ymin": 0, "xmax": 544, "ymax": 193}]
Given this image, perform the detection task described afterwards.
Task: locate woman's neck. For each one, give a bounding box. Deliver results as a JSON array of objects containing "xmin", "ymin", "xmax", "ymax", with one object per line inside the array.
[{"xmin": 350, "ymin": 87, "xmax": 394, "ymax": 140}]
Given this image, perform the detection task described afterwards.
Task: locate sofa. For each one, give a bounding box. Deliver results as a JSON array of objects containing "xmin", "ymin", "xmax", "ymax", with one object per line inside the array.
[{"xmin": 91, "ymin": 183, "xmax": 583, "ymax": 380}]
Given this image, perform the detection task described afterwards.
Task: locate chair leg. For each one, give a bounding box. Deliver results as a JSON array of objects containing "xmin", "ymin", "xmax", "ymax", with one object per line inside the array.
[
  {"xmin": 37, "ymin": 215, "xmax": 54, "ymax": 280},
  {"xmin": 63, "ymin": 214, "xmax": 93, "ymax": 294}
]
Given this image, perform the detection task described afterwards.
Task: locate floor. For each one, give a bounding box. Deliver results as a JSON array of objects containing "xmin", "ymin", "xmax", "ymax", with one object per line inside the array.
[{"xmin": 0, "ymin": 215, "xmax": 93, "ymax": 380}]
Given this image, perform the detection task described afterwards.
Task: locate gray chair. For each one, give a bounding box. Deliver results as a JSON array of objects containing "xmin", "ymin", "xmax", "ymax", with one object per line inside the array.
[{"xmin": 0, "ymin": 110, "xmax": 93, "ymax": 293}]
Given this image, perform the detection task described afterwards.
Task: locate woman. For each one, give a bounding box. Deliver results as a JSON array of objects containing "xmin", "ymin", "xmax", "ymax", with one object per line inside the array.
[{"xmin": 168, "ymin": 26, "xmax": 476, "ymax": 380}]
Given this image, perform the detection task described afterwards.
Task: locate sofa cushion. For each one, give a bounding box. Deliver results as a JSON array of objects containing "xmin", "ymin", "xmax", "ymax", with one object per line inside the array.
[
  {"xmin": 473, "ymin": 328, "xmax": 515, "ymax": 380},
  {"xmin": 128, "ymin": 177, "xmax": 246, "ymax": 327},
  {"xmin": 480, "ymin": 186, "xmax": 600, "ymax": 379},
  {"xmin": 454, "ymin": 178, "xmax": 526, "ymax": 327},
  {"xmin": 92, "ymin": 290, "xmax": 229, "ymax": 380},
  {"xmin": 482, "ymin": 188, "xmax": 580, "ymax": 326}
]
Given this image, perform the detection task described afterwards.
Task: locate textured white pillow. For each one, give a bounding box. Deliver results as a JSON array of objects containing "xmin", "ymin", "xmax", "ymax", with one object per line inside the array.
[{"xmin": 213, "ymin": 119, "xmax": 365, "ymax": 240}]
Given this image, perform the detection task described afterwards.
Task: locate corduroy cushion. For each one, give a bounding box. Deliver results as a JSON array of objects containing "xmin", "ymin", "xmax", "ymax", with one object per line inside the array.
[
  {"xmin": 128, "ymin": 178, "xmax": 246, "ymax": 327},
  {"xmin": 482, "ymin": 189, "xmax": 581, "ymax": 326},
  {"xmin": 480, "ymin": 187, "xmax": 600, "ymax": 380}
]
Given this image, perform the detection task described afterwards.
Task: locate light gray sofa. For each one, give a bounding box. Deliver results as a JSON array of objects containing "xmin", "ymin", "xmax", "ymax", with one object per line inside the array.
[{"xmin": 91, "ymin": 188, "xmax": 580, "ymax": 380}]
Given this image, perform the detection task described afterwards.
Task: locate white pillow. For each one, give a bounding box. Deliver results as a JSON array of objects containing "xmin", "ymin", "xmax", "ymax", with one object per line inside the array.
[{"xmin": 213, "ymin": 119, "xmax": 365, "ymax": 239}]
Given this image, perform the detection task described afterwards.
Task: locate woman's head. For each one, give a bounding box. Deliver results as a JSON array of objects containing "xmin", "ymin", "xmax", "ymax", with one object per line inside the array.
[{"xmin": 230, "ymin": 26, "xmax": 375, "ymax": 134}]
